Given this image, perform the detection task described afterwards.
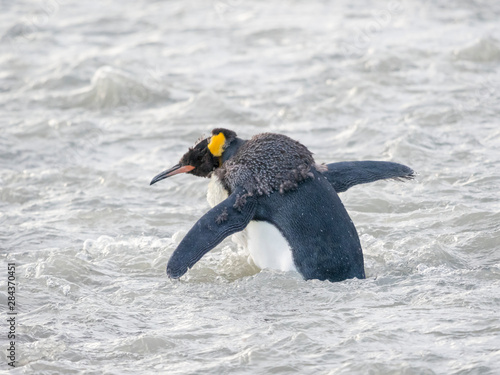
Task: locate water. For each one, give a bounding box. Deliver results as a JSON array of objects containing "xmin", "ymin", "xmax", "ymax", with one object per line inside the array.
[{"xmin": 1, "ymin": 0, "xmax": 500, "ymax": 373}]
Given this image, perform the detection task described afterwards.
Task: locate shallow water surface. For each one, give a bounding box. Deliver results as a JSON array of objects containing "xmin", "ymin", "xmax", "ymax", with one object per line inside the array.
[{"xmin": 1, "ymin": 0, "xmax": 500, "ymax": 374}]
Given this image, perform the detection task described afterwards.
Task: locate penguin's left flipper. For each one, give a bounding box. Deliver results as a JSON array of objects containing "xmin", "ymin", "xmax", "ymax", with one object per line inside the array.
[
  {"xmin": 167, "ymin": 187, "xmax": 257, "ymax": 279},
  {"xmin": 322, "ymin": 161, "xmax": 415, "ymax": 193}
]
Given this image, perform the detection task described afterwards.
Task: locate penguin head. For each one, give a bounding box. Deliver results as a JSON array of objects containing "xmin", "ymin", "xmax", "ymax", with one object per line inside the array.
[{"xmin": 150, "ymin": 128, "xmax": 237, "ymax": 185}]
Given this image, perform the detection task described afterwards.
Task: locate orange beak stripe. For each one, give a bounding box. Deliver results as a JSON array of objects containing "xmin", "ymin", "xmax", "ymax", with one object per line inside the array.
[{"xmin": 166, "ymin": 165, "xmax": 195, "ymax": 177}]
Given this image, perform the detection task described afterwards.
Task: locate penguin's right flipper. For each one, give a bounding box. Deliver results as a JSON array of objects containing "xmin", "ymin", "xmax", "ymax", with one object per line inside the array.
[
  {"xmin": 166, "ymin": 187, "xmax": 257, "ymax": 279},
  {"xmin": 322, "ymin": 161, "xmax": 415, "ymax": 193}
]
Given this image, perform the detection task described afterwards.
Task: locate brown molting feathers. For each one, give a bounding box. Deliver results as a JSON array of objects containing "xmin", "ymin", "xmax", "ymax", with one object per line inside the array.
[
  {"xmin": 315, "ymin": 163, "xmax": 328, "ymax": 173},
  {"xmin": 215, "ymin": 132, "xmax": 315, "ymax": 198},
  {"xmin": 215, "ymin": 207, "xmax": 229, "ymax": 224}
]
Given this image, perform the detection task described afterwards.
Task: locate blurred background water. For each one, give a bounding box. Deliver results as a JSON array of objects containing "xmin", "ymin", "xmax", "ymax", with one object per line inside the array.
[{"xmin": 1, "ymin": 0, "xmax": 499, "ymax": 374}]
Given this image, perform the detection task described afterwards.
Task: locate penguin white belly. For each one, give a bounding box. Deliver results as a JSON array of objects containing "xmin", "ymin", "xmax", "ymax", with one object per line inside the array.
[
  {"xmin": 246, "ymin": 221, "xmax": 297, "ymax": 272},
  {"xmin": 207, "ymin": 175, "xmax": 297, "ymax": 273},
  {"xmin": 207, "ymin": 175, "xmax": 228, "ymax": 207}
]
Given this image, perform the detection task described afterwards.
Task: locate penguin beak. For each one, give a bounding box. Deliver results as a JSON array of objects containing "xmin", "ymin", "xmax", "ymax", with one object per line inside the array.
[{"xmin": 150, "ymin": 164, "xmax": 195, "ymax": 185}]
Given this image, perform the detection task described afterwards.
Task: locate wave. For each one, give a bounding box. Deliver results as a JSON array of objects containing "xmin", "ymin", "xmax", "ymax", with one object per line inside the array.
[
  {"xmin": 453, "ymin": 36, "xmax": 500, "ymax": 62},
  {"xmin": 48, "ymin": 66, "xmax": 170, "ymax": 109}
]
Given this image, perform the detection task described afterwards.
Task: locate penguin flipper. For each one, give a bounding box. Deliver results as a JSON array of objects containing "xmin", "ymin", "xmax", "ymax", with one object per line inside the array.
[
  {"xmin": 167, "ymin": 188, "xmax": 257, "ymax": 279},
  {"xmin": 323, "ymin": 161, "xmax": 415, "ymax": 193}
]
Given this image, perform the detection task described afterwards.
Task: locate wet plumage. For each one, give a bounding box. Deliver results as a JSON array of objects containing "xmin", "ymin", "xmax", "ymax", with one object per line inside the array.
[{"xmin": 150, "ymin": 128, "xmax": 414, "ymax": 282}]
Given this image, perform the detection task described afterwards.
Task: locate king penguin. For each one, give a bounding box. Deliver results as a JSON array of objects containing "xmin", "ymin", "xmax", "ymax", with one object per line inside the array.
[{"xmin": 150, "ymin": 128, "xmax": 414, "ymax": 282}]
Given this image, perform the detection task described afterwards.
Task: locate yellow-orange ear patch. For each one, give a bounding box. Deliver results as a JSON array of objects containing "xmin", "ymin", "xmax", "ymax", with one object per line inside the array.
[{"xmin": 208, "ymin": 132, "xmax": 226, "ymax": 157}]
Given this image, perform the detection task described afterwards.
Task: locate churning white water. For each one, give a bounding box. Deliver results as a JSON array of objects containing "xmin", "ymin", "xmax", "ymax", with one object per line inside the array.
[{"xmin": 1, "ymin": 0, "xmax": 499, "ymax": 374}]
